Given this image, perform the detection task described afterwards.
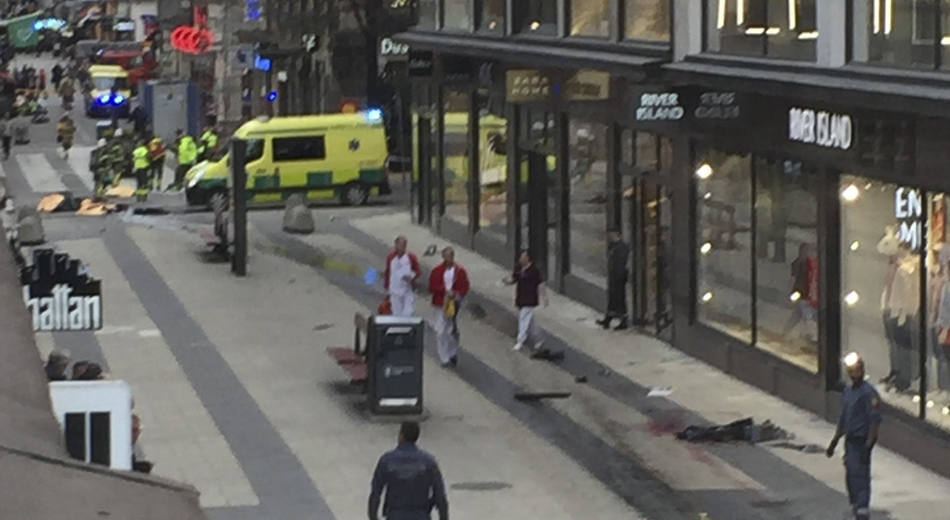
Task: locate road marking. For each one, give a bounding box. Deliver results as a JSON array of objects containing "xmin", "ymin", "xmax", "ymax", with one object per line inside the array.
[
  {"xmin": 137, "ymin": 328, "xmax": 161, "ymax": 338},
  {"xmin": 16, "ymin": 153, "xmax": 68, "ymax": 194},
  {"xmin": 67, "ymin": 146, "xmax": 95, "ymax": 190}
]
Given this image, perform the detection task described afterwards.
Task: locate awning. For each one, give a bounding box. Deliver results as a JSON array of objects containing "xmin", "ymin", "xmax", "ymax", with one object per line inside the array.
[
  {"xmin": 392, "ymin": 31, "xmax": 669, "ymax": 79},
  {"xmin": 664, "ymin": 56, "xmax": 950, "ymax": 118}
]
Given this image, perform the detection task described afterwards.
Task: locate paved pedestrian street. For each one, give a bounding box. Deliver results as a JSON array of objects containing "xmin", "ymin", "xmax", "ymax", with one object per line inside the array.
[{"xmin": 6, "ymin": 83, "xmax": 950, "ymax": 520}]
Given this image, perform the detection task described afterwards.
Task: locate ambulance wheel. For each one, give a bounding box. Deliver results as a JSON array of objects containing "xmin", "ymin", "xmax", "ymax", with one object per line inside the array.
[{"xmin": 340, "ymin": 182, "xmax": 369, "ymax": 206}]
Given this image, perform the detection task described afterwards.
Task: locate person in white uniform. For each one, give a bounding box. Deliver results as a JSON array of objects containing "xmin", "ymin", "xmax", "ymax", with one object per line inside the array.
[
  {"xmin": 427, "ymin": 247, "xmax": 470, "ymax": 367},
  {"xmin": 384, "ymin": 236, "xmax": 422, "ymax": 317}
]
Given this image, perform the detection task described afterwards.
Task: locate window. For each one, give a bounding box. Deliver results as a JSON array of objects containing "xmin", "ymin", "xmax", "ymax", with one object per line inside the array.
[
  {"xmin": 707, "ymin": 0, "xmax": 817, "ymax": 60},
  {"xmin": 568, "ymin": 119, "xmax": 609, "ymax": 287},
  {"xmin": 695, "ymin": 149, "xmax": 820, "ymax": 372},
  {"xmin": 851, "ymin": 0, "xmax": 950, "ymax": 69},
  {"xmin": 571, "ymin": 0, "xmax": 609, "ymax": 36},
  {"xmin": 211, "ymin": 138, "xmax": 263, "ymax": 163},
  {"xmin": 480, "ymin": 0, "xmax": 505, "ymax": 31},
  {"xmin": 625, "ymin": 0, "xmax": 671, "ymax": 41},
  {"xmin": 443, "ymin": 0, "xmax": 474, "ymax": 30},
  {"xmin": 92, "ymin": 76, "xmax": 130, "ymax": 90},
  {"xmin": 477, "ymin": 104, "xmax": 508, "ymax": 238},
  {"xmin": 442, "ymin": 89, "xmax": 470, "ymax": 225},
  {"xmin": 840, "ymin": 178, "xmax": 950, "ymax": 431},
  {"xmin": 416, "ymin": 0, "xmax": 437, "ymax": 29},
  {"xmin": 514, "ymin": 0, "xmax": 557, "ymax": 34},
  {"xmin": 273, "ymin": 136, "xmax": 326, "ymax": 161}
]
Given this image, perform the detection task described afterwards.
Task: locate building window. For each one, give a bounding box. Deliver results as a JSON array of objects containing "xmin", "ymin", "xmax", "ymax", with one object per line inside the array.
[
  {"xmin": 851, "ymin": 0, "xmax": 950, "ymax": 69},
  {"xmin": 707, "ymin": 0, "xmax": 818, "ymax": 60},
  {"xmin": 477, "ymin": 97, "xmax": 508, "ymax": 238},
  {"xmin": 840, "ymin": 178, "xmax": 950, "ymax": 431},
  {"xmin": 443, "ymin": 0, "xmax": 474, "ymax": 30},
  {"xmin": 442, "ymin": 89, "xmax": 470, "ymax": 225},
  {"xmin": 695, "ymin": 148, "xmax": 820, "ymax": 372},
  {"xmin": 417, "ymin": 0, "xmax": 438, "ymax": 29},
  {"xmin": 480, "ymin": 0, "xmax": 505, "ymax": 31},
  {"xmin": 625, "ymin": 0, "xmax": 671, "ymax": 41},
  {"xmin": 514, "ymin": 0, "xmax": 557, "ymax": 34},
  {"xmin": 571, "ymin": 0, "xmax": 609, "ymax": 36},
  {"xmin": 568, "ymin": 119, "xmax": 609, "ymax": 287}
]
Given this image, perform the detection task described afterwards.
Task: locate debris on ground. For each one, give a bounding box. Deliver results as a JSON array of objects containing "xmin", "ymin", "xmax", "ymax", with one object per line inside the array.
[
  {"xmin": 37, "ymin": 192, "xmax": 118, "ymax": 215},
  {"xmin": 676, "ymin": 418, "xmax": 791, "ymax": 444},
  {"xmin": 647, "ymin": 386, "xmax": 674, "ymax": 397}
]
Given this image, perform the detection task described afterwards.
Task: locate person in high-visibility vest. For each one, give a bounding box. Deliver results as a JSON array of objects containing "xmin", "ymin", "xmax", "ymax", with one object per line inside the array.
[
  {"xmin": 147, "ymin": 134, "xmax": 166, "ymax": 190},
  {"xmin": 92, "ymin": 139, "xmax": 113, "ymax": 198},
  {"xmin": 198, "ymin": 125, "xmax": 218, "ymax": 162},
  {"xmin": 108, "ymin": 129, "xmax": 127, "ymax": 187},
  {"xmin": 132, "ymin": 140, "xmax": 151, "ymax": 201},
  {"xmin": 170, "ymin": 129, "xmax": 197, "ymax": 192}
]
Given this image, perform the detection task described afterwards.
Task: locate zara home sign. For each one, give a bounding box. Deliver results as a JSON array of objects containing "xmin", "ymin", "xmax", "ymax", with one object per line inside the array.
[
  {"xmin": 788, "ymin": 107, "xmax": 853, "ymax": 150},
  {"xmin": 20, "ymin": 249, "xmax": 102, "ymax": 332}
]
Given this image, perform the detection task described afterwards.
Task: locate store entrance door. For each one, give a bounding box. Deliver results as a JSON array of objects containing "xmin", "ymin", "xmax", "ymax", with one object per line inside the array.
[
  {"xmin": 522, "ymin": 150, "xmax": 550, "ymax": 277},
  {"xmin": 628, "ymin": 178, "xmax": 672, "ymax": 340}
]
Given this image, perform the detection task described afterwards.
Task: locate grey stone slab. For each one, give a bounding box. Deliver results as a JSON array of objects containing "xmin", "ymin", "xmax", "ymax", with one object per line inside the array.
[
  {"xmin": 44, "ymin": 151, "xmax": 90, "ymax": 198},
  {"xmin": 100, "ymin": 221, "xmax": 337, "ymax": 520}
]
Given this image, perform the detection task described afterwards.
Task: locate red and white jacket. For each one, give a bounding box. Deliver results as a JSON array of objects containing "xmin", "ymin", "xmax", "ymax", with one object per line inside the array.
[
  {"xmin": 384, "ymin": 250, "xmax": 421, "ymax": 295},
  {"xmin": 428, "ymin": 262, "xmax": 470, "ymax": 307}
]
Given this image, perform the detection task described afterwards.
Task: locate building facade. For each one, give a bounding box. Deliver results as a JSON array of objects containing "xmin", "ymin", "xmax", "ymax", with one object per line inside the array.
[{"xmin": 394, "ymin": 0, "xmax": 950, "ymax": 476}]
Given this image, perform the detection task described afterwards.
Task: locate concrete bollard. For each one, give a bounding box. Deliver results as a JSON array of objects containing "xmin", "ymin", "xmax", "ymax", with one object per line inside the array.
[
  {"xmin": 282, "ymin": 195, "xmax": 314, "ymax": 234},
  {"xmin": 17, "ymin": 215, "xmax": 45, "ymax": 245}
]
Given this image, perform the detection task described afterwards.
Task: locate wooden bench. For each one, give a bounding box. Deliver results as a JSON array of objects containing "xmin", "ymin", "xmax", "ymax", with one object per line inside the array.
[{"xmin": 326, "ymin": 313, "xmax": 370, "ymax": 385}]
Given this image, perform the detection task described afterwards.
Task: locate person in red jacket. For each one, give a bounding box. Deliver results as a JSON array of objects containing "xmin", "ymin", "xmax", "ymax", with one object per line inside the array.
[
  {"xmin": 384, "ymin": 235, "xmax": 422, "ymax": 317},
  {"xmin": 428, "ymin": 247, "xmax": 470, "ymax": 367}
]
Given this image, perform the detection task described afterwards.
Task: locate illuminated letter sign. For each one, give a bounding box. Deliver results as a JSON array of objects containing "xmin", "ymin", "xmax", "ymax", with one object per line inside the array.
[{"xmin": 171, "ymin": 5, "xmax": 213, "ymax": 54}]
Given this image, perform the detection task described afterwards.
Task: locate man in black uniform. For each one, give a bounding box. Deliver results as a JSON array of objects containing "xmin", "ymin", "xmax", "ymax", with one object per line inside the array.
[
  {"xmin": 369, "ymin": 421, "xmax": 448, "ymax": 520},
  {"xmin": 596, "ymin": 229, "xmax": 630, "ymax": 330}
]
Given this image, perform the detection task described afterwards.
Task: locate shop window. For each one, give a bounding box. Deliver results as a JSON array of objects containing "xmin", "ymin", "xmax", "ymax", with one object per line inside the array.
[
  {"xmin": 707, "ymin": 0, "xmax": 817, "ymax": 60},
  {"xmin": 442, "ymin": 89, "xmax": 470, "ymax": 225},
  {"xmin": 513, "ymin": 0, "xmax": 557, "ymax": 34},
  {"xmin": 416, "ymin": 0, "xmax": 438, "ymax": 29},
  {"xmin": 477, "ymin": 99, "xmax": 508, "ymax": 239},
  {"xmin": 480, "ymin": 0, "xmax": 505, "ymax": 31},
  {"xmin": 568, "ymin": 119, "xmax": 609, "ymax": 288},
  {"xmin": 625, "ymin": 0, "xmax": 671, "ymax": 41},
  {"xmin": 850, "ymin": 0, "xmax": 950, "ymax": 70},
  {"xmin": 443, "ymin": 0, "xmax": 474, "ymax": 30},
  {"xmin": 841, "ymin": 178, "xmax": 950, "ymax": 431},
  {"xmin": 571, "ymin": 0, "xmax": 610, "ymax": 36}
]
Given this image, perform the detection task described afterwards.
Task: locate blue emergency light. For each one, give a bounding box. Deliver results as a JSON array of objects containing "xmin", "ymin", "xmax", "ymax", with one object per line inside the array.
[
  {"xmin": 97, "ymin": 94, "xmax": 127, "ymax": 106},
  {"xmin": 267, "ymin": 90, "xmax": 278, "ymax": 102},
  {"xmin": 365, "ymin": 108, "xmax": 382, "ymax": 122}
]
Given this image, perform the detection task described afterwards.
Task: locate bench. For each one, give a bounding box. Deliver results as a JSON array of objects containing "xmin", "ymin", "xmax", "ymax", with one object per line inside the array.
[{"xmin": 326, "ymin": 313, "xmax": 370, "ymax": 385}]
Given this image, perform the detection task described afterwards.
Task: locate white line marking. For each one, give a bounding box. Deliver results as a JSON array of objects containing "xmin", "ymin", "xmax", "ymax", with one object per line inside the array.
[
  {"xmin": 67, "ymin": 146, "xmax": 95, "ymax": 190},
  {"xmin": 137, "ymin": 329, "xmax": 162, "ymax": 338},
  {"xmin": 16, "ymin": 153, "xmax": 68, "ymax": 194}
]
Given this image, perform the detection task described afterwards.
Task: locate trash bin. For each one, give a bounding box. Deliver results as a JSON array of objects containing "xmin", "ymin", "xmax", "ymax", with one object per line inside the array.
[{"xmin": 367, "ymin": 316, "xmax": 425, "ymax": 416}]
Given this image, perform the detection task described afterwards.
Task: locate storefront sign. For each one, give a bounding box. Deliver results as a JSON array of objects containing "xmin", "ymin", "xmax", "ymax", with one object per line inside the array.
[
  {"xmin": 506, "ymin": 70, "xmax": 552, "ymax": 102},
  {"xmin": 21, "ymin": 249, "xmax": 102, "ymax": 332},
  {"xmin": 113, "ymin": 21, "xmax": 135, "ymax": 32},
  {"xmin": 788, "ymin": 107, "xmax": 853, "ymax": 150},
  {"xmin": 895, "ymin": 187, "xmax": 924, "ymax": 250},
  {"xmin": 694, "ymin": 92, "xmax": 740, "ymax": 120},
  {"xmin": 634, "ymin": 92, "xmax": 685, "ymax": 122},
  {"xmin": 563, "ymin": 70, "xmax": 609, "ymax": 101},
  {"xmin": 407, "ymin": 51, "xmax": 433, "ymax": 77},
  {"xmin": 379, "ymin": 37, "xmax": 408, "ymax": 59}
]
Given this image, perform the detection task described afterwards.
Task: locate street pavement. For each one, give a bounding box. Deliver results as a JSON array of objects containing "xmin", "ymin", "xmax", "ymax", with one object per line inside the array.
[{"xmin": 7, "ymin": 55, "xmax": 950, "ymax": 520}]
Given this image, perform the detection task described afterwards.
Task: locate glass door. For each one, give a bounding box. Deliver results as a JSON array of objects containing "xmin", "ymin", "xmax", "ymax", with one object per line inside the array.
[{"xmin": 629, "ymin": 178, "xmax": 672, "ymax": 339}]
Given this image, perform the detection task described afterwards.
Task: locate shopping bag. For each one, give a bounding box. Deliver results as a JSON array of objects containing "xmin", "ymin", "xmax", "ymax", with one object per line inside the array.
[{"xmin": 378, "ymin": 297, "xmax": 392, "ymax": 316}]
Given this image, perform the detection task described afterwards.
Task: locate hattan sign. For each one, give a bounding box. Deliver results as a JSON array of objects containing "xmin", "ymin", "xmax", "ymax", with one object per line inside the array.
[
  {"xmin": 788, "ymin": 107, "xmax": 853, "ymax": 150},
  {"xmin": 20, "ymin": 249, "xmax": 102, "ymax": 332}
]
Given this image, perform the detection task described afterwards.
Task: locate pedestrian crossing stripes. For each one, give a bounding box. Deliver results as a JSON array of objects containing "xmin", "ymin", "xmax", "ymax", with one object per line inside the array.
[
  {"xmin": 66, "ymin": 146, "xmax": 94, "ymax": 191},
  {"xmin": 16, "ymin": 153, "xmax": 68, "ymax": 193}
]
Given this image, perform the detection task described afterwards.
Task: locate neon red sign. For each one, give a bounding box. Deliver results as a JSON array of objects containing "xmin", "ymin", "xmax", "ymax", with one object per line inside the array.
[{"xmin": 170, "ymin": 5, "xmax": 213, "ymax": 54}]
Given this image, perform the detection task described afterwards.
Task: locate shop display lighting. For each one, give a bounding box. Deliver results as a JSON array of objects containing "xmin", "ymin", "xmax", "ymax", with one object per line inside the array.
[
  {"xmin": 942, "ymin": 406, "xmax": 949, "ymax": 416},
  {"xmin": 703, "ymin": 192, "xmax": 712, "ymax": 199},
  {"xmin": 696, "ymin": 164, "xmax": 713, "ymax": 179},
  {"xmin": 843, "ymin": 351, "xmax": 861, "ymax": 367},
  {"xmin": 701, "ymin": 291, "xmax": 713, "ymax": 303},
  {"xmin": 530, "ymin": 21, "xmax": 540, "ymax": 30},
  {"xmin": 850, "ymin": 241, "xmax": 860, "ymax": 251},
  {"xmin": 700, "ymin": 242, "xmax": 713, "ymax": 255},
  {"xmin": 797, "ymin": 31, "xmax": 818, "ymax": 40},
  {"xmin": 844, "ymin": 290, "xmax": 860, "ymax": 306},
  {"xmin": 789, "ymin": 291, "xmax": 801, "ymax": 302},
  {"xmin": 841, "ymin": 184, "xmax": 860, "ymax": 202}
]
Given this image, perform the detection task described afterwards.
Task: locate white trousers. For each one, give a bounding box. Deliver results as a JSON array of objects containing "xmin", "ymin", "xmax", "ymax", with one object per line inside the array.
[
  {"xmin": 390, "ymin": 291, "xmax": 415, "ymax": 317},
  {"xmin": 517, "ymin": 306, "xmax": 543, "ymax": 345},
  {"xmin": 433, "ymin": 307, "xmax": 459, "ymax": 364}
]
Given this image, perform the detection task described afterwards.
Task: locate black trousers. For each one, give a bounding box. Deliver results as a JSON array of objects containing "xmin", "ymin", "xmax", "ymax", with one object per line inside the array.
[
  {"xmin": 1, "ymin": 136, "xmax": 10, "ymax": 158},
  {"xmin": 174, "ymin": 163, "xmax": 191, "ymax": 187},
  {"xmin": 606, "ymin": 277, "xmax": 628, "ymax": 319}
]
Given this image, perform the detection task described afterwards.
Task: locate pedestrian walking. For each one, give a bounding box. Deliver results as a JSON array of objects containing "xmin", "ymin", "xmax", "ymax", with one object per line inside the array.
[
  {"xmin": 169, "ymin": 129, "xmax": 197, "ymax": 191},
  {"xmin": 596, "ymin": 229, "xmax": 630, "ymax": 330},
  {"xmin": 44, "ymin": 349, "xmax": 70, "ymax": 381},
  {"xmin": 0, "ymin": 113, "xmax": 11, "ymax": 160},
  {"xmin": 384, "ymin": 235, "xmax": 422, "ymax": 317},
  {"xmin": 427, "ymin": 247, "xmax": 470, "ymax": 367},
  {"xmin": 504, "ymin": 250, "xmax": 548, "ymax": 351},
  {"xmin": 51, "ymin": 63, "xmax": 63, "ymax": 90},
  {"xmin": 368, "ymin": 421, "xmax": 448, "ymax": 520},
  {"xmin": 826, "ymin": 352, "xmax": 882, "ymax": 520}
]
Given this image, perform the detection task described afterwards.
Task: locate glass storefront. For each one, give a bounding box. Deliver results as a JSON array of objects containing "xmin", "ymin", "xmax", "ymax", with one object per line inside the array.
[
  {"xmin": 417, "ymin": 0, "xmax": 438, "ymax": 30},
  {"xmin": 476, "ymin": 97, "xmax": 509, "ymax": 240},
  {"xmin": 444, "ymin": 0, "xmax": 475, "ymax": 30},
  {"xmin": 571, "ymin": 0, "xmax": 610, "ymax": 37},
  {"xmin": 568, "ymin": 119, "xmax": 609, "ymax": 287},
  {"xmin": 481, "ymin": 0, "xmax": 506, "ymax": 31},
  {"xmin": 625, "ymin": 0, "xmax": 672, "ymax": 41},
  {"xmin": 851, "ymin": 0, "xmax": 950, "ymax": 69},
  {"xmin": 442, "ymin": 89, "xmax": 471, "ymax": 226},
  {"xmin": 706, "ymin": 0, "xmax": 818, "ymax": 60},
  {"xmin": 841, "ymin": 176, "xmax": 950, "ymax": 431},
  {"xmin": 695, "ymin": 148, "xmax": 820, "ymax": 372},
  {"xmin": 513, "ymin": 0, "xmax": 558, "ymax": 34}
]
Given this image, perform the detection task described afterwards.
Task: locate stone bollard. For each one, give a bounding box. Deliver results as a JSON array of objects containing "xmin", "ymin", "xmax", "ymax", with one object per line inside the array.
[
  {"xmin": 17, "ymin": 215, "xmax": 45, "ymax": 244},
  {"xmin": 282, "ymin": 194, "xmax": 314, "ymax": 234}
]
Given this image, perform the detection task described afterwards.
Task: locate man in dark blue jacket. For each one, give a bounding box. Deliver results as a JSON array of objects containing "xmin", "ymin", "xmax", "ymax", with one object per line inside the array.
[{"xmin": 369, "ymin": 421, "xmax": 448, "ymax": 520}]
